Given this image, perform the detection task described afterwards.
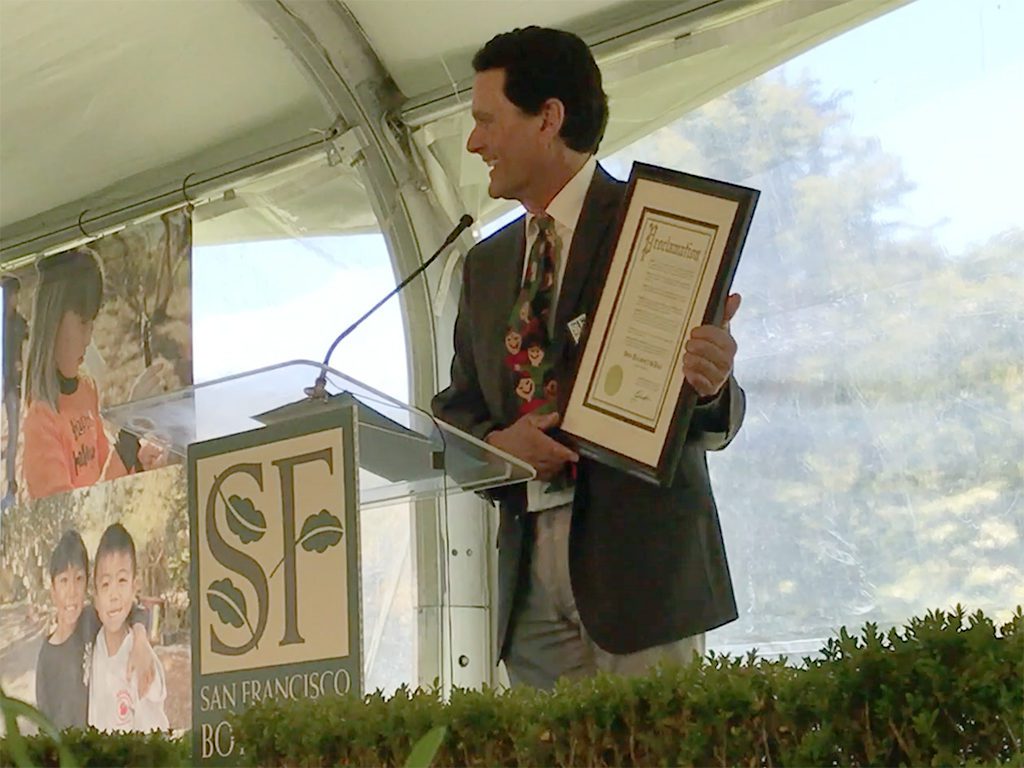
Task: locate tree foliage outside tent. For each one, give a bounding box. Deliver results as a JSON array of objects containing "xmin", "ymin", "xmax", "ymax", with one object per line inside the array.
[{"xmin": 606, "ymin": 71, "xmax": 1023, "ymax": 651}]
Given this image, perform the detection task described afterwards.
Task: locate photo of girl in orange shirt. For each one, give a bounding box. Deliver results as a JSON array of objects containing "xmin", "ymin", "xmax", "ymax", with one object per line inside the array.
[
  {"xmin": 1, "ymin": 211, "xmax": 193, "ymax": 729},
  {"xmin": 21, "ymin": 250, "xmax": 166, "ymax": 500}
]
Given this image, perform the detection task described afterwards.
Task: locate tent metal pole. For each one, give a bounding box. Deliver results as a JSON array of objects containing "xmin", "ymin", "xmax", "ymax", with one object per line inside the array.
[{"xmin": 247, "ymin": 0, "xmax": 496, "ymax": 697}]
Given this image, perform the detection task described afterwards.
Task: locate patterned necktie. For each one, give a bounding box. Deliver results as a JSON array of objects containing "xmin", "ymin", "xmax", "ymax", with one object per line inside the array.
[{"xmin": 504, "ymin": 214, "xmax": 561, "ymax": 417}]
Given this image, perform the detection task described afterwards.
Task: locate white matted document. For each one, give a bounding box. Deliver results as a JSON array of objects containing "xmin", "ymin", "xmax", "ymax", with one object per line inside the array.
[{"xmin": 561, "ymin": 162, "xmax": 758, "ymax": 486}]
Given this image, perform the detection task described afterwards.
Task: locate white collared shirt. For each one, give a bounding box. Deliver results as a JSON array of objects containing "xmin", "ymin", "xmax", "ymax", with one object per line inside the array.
[
  {"xmin": 88, "ymin": 629, "xmax": 168, "ymax": 733},
  {"xmin": 522, "ymin": 156, "xmax": 597, "ymax": 511}
]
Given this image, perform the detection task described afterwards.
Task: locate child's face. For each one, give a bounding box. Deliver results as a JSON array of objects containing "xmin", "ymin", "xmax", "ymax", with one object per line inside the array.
[
  {"xmin": 50, "ymin": 565, "xmax": 86, "ymax": 631},
  {"xmin": 54, "ymin": 310, "xmax": 94, "ymax": 378},
  {"xmin": 94, "ymin": 551, "xmax": 136, "ymax": 633}
]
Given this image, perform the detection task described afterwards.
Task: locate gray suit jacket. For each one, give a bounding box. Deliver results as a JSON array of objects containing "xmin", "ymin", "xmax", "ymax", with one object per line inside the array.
[{"xmin": 432, "ymin": 165, "xmax": 743, "ymax": 656}]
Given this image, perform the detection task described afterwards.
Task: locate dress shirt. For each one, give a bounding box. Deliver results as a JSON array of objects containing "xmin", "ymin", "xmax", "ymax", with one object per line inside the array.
[{"xmin": 522, "ymin": 156, "xmax": 597, "ymax": 511}]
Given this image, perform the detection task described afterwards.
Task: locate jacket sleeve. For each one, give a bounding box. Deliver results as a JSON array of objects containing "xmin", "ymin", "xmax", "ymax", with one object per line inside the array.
[
  {"xmin": 431, "ymin": 250, "xmax": 500, "ymax": 442},
  {"xmin": 688, "ymin": 375, "xmax": 746, "ymax": 452}
]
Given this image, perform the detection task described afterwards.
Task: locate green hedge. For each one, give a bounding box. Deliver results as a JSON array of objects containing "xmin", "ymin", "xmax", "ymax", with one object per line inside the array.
[
  {"xmin": 5, "ymin": 607, "xmax": 1022, "ymax": 767},
  {"xmin": 1, "ymin": 727, "xmax": 190, "ymax": 768}
]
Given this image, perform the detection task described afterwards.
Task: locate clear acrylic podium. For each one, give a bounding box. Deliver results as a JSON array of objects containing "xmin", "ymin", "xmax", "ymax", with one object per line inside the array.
[{"xmin": 103, "ymin": 360, "xmax": 534, "ymax": 507}]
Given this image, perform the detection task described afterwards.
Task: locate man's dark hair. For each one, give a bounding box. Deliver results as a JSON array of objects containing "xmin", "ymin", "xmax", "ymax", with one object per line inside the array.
[
  {"xmin": 94, "ymin": 522, "xmax": 137, "ymax": 579},
  {"xmin": 472, "ymin": 26, "xmax": 608, "ymax": 154},
  {"xmin": 49, "ymin": 529, "xmax": 89, "ymax": 580}
]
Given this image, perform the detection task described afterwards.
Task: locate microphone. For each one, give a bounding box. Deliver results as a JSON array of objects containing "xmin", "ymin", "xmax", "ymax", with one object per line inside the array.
[{"xmin": 305, "ymin": 214, "xmax": 474, "ymax": 399}]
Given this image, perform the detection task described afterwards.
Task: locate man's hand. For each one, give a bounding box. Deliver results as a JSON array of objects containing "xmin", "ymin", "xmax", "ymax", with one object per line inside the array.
[
  {"xmin": 127, "ymin": 623, "xmax": 156, "ymax": 698},
  {"xmin": 486, "ymin": 412, "xmax": 578, "ymax": 481},
  {"xmin": 683, "ymin": 293, "xmax": 741, "ymax": 398}
]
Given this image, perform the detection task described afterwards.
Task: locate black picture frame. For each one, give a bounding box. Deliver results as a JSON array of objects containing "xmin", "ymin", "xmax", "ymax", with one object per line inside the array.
[{"xmin": 561, "ymin": 161, "xmax": 759, "ymax": 487}]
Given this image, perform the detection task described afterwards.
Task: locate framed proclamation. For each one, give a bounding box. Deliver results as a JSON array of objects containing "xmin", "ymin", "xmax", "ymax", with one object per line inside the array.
[{"xmin": 561, "ymin": 162, "xmax": 759, "ymax": 487}]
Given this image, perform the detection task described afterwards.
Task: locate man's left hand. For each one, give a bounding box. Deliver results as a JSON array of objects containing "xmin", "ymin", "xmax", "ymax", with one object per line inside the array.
[{"xmin": 683, "ymin": 293, "xmax": 741, "ymax": 398}]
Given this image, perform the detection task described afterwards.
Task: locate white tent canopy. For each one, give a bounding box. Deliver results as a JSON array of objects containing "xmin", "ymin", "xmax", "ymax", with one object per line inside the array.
[{"xmin": 0, "ymin": 0, "xmax": 903, "ymax": 262}]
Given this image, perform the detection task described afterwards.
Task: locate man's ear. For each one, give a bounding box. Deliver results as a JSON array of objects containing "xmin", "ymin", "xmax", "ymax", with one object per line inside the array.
[{"xmin": 539, "ymin": 97, "xmax": 566, "ymax": 141}]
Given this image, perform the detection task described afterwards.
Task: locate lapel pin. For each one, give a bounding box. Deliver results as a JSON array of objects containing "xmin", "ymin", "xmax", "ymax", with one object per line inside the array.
[{"xmin": 567, "ymin": 313, "xmax": 587, "ymax": 345}]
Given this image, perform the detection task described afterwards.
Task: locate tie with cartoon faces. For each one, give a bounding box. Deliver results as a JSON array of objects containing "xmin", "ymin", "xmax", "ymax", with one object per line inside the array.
[{"xmin": 504, "ymin": 215, "xmax": 561, "ymax": 418}]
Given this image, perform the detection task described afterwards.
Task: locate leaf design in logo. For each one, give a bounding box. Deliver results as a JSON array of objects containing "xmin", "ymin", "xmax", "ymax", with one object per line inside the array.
[
  {"xmin": 298, "ymin": 510, "xmax": 344, "ymax": 553},
  {"xmin": 225, "ymin": 494, "xmax": 266, "ymax": 544},
  {"xmin": 207, "ymin": 578, "xmax": 248, "ymax": 629}
]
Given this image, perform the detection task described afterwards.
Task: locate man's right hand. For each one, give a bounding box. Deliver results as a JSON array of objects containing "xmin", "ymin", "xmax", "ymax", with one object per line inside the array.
[{"xmin": 486, "ymin": 412, "xmax": 579, "ymax": 481}]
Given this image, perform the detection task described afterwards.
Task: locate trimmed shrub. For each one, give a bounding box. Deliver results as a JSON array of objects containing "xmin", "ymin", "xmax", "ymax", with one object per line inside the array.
[{"xmin": 5, "ymin": 607, "xmax": 1021, "ymax": 767}]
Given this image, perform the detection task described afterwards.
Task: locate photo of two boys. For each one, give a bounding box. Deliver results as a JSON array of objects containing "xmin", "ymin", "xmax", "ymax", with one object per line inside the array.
[{"xmin": 36, "ymin": 525, "xmax": 167, "ymax": 733}]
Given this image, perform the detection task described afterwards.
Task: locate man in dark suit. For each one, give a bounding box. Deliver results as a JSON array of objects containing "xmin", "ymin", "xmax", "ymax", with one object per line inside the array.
[{"xmin": 432, "ymin": 26, "xmax": 745, "ymax": 688}]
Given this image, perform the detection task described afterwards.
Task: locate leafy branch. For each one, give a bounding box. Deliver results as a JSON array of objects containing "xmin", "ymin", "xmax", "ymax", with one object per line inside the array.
[
  {"xmin": 217, "ymin": 486, "xmax": 266, "ymax": 545},
  {"xmin": 268, "ymin": 510, "xmax": 344, "ymax": 579},
  {"xmin": 206, "ymin": 578, "xmax": 257, "ymax": 645}
]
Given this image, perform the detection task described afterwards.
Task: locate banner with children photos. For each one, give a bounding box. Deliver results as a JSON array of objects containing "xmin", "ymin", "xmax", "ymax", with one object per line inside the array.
[{"xmin": 0, "ymin": 208, "xmax": 193, "ymax": 734}]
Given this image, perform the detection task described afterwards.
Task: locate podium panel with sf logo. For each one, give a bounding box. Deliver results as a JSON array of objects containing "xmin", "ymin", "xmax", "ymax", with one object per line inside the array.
[
  {"xmin": 189, "ymin": 406, "xmax": 358, "ymax": 764},
  {"xmin": 101, "ymin": 360, "xmax": 536, "ymax": 765}
]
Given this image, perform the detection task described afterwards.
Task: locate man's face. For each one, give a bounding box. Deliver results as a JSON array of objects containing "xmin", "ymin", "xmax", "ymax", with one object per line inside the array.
[
  {"xmin": 55, "ymin": 310, "xmax": 94, "ymax": 379},
  {"xmin": 94, "ymin": 550, "xmax": 136, "ymax": 633},
  {"xmin": 50, "ymin": 565, "xmax": 86, "ymax": 632},
  {"xmin": 467, "ymin": 69, "xmax": 548, "ymax": 203}
]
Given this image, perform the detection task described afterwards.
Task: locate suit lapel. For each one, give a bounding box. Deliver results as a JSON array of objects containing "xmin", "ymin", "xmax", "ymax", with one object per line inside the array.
[
  {"xmin": 483, "ymin": 220, "xmax": 527, "ymax": 424},
  {"xmin": 554, "ymin": 166, "xmax": 622, "ymax": 338},
  {"xmin": 478, "ymin": 168, "xmax": 623, "ymax": 425},
  {"xmin": 553, "ymin": 166, "xmax": 624, "ymax": 411},
  {"xmin": 495, "ymin": 220, "xmax": 527, "ymax": 326}
]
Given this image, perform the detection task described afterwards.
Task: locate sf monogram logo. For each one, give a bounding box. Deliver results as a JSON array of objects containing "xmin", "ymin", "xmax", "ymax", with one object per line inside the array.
[
  {"xmin": 194, "ymin": 429, "xmax": 352, "ymax": 675},
  {"xmin": 205, "ymin": 450, "xmax": 344, "ymax": 654}
]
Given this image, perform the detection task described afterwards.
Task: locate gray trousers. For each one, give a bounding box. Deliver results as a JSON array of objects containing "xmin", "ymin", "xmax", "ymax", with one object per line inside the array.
[{"xmin": 505, "ymin": 504, "xmax": 704, "ymax": 690}]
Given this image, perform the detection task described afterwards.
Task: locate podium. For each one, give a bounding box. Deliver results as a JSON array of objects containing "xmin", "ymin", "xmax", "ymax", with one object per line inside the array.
[
  {"xmin": 103, "ymin": 360, "xmax": 532, "ymax": 765},
  {"xmin": 105, "ymin": 359, "xmax": 534, "ymax": 509}
]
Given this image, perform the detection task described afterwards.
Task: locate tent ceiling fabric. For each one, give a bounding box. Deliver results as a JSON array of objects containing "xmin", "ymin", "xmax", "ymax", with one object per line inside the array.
[
  {"xmin": 0, "ymin": 0, "xmax": 905, "ymax": 257},
  {"xmin": 192, "ymin": 157, "xmax": 377, "ymax": 247},
  {"xmin": 0, "ymin": 0, "xmax": 320, "ymax": 231},
  {"xmin": 346, "ymin": 0, "xmax": 691, "ymax": 101},
  {"xmin": 411, "ymin": 0, "xmax": 905, "ymax": 225}
]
